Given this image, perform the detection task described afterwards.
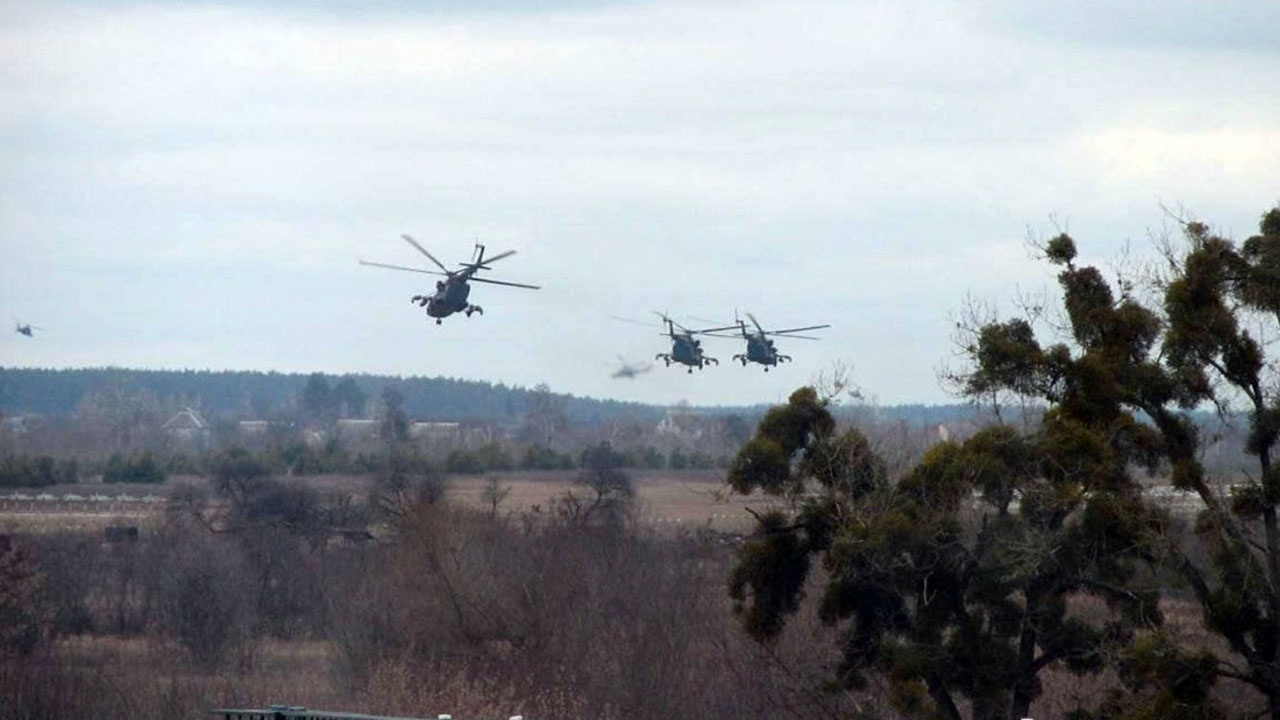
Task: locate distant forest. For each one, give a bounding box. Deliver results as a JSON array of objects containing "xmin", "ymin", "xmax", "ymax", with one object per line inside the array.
[
  {"xmin": 0, "ymin": 367, "xmax": 662, "ymax": 424},
  {"xmin": 0, "ymin": 366, "xmax": 984, "ymax": 427}
]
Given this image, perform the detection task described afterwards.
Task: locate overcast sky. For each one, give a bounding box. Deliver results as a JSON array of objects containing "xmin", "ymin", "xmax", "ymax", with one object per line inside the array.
[{"xmin": 2, "ymin": 0, "xmax": 1278, "ymax": 408}]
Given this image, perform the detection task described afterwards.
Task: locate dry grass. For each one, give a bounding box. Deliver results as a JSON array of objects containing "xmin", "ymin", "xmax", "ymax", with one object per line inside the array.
[
  {"xmin": 0, "ymin": 469, "xmax": 774, "ymax": 536},
  {"xmin": 0, "ymin": 509, "xmax": 160, "ymax": 535},
  {"xmin": 446, "ymin": 469, "xmax": 773, "ymax": 531}
]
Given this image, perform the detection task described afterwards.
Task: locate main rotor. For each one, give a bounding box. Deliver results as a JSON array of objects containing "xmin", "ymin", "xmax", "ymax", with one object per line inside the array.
[
  {"xmin": 359, "ymin": 235, "xmax": 540, "ymax": 290},
  {"xmin": 697, "ymin": 311, "xmax": 829, "ymax": 340}
]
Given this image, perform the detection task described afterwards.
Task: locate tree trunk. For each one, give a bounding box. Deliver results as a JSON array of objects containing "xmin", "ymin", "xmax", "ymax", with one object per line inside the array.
[
  {"xmin": 926, "ymin": 674, "xmax": 964, "ymax": 720},
  {"xmin": 1262, "ymin": 440, "xmax": 1280, "ymax": 719},
  {"xmin": 1010, "ymin": 617, "xmax": 1039, "ymax": 720}
]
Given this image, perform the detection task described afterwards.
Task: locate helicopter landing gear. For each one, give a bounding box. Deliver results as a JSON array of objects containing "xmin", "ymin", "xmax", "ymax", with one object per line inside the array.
[
  {"xmin": 411, "ymin": 295, "xmax": 429, "ymax": 307},
  {"xmin": 734, "ymin": 354, "xmax": 748, "ymax": 366},
  {"xmin": 656, "ymin": 353, "xmax": 673, "ymax": 367},
  {"xmin": 464, "ymin": 304, "xmax": 484, "ymax": 318},
  {"xmin": 436, "ymin": 318, "xmax": 442, "ymax": 325}
]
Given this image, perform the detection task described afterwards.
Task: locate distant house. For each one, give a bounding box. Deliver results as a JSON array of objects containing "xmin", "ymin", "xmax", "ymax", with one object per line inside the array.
[{"xmin": 162, "ymin": 408, "xmax": 210, "ymax": 451}]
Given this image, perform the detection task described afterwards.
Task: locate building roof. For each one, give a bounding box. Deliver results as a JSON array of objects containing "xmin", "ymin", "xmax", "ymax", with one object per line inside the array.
[{"xmin": 162, "ymin": 408, "xmax": 207, "ymax": 431}]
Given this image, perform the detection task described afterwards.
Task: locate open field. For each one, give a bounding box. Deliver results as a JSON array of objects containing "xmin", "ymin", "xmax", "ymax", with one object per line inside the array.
[
  {"xmin": 1, "ymin": 467, "xmax": 1225, "ymax": 536},
  {"xmin": 447, "ymin": 469, "xmax": 765, "ymax": 530},
  {"xmin": 0, "ymin": 469, "xmax": 771, "ymax": 534}
]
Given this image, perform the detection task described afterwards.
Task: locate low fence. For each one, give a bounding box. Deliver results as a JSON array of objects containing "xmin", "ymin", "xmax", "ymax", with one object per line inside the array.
[{"xmin": 0, "ymin": 491, "xmax": 164, "ymax": 514}]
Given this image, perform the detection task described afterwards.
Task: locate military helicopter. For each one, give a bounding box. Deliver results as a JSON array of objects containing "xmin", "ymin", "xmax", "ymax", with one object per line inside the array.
[
  {"xmin": 360, "ymin": 235, "xmax": 540, "ymax": 324},
  {"xmin": 712, "ymin": 312, "xmax": 829, "ymax": 371},
  {"xmin": 14, "ymin": 322, "xmax": 40, "ymax": 337},
  {"xmin": 610, "ymin": 356, "xmax": 653, "ymax": 379},
  {"xmin": 653, "ymin": 312, "xmax": 721, "ymax": 373}
]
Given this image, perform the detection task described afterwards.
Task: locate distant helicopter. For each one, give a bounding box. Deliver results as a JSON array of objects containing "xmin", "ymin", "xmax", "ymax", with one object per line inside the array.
[
  {"xmin": 14, "ymin": 322, "xmax": 40, "ymax": 337},
  {"xmin": 654, "ymin": 312, "xmax": 720, "ymax": 373},
  {"xmin": 712, "ymin": 312, "xmax": 829, "ymax": 371},
  {"xmin": 360, "ymin": 235, "xmax": 540, "ymax": 324},
  {"xmin": 611, "ymin": 356, "xmax": 653, "ymax": 379}
]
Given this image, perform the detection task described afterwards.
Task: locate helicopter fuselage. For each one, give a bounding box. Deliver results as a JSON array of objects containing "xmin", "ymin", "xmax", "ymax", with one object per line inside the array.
[
  {"xmin": 734, "ymin": 333, "xmax": 790, "ymax": 371},
  {"xmin": 413, "ymin": 278, "xmax": 484, "ymax": 323},
  {"xmin": 424, "ymin": 279, "xmax": 471, "ymax": 318},
  {"xmin": 658, "ymin": 334, "xmax": 718, "ymax": 373}
]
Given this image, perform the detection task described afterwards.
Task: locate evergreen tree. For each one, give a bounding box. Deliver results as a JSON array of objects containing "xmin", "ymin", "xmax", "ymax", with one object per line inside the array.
[
  {"xmin": 727, "ymin": 387, "xmax": 1163, "ymax": 720},
  {"xmin": 949, "ymin": 206, "xmax": 1280, "ymax": 717}
]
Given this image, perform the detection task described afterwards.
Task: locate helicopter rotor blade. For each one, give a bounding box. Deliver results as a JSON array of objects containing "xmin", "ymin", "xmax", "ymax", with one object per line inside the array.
[
  {"xmin": 359, "ymin": 260, "xmax": 448, "ymax": 276},
  {"xmin": 610, "ymin": 315, "xmax": 653, "ymax": 327},
  {"xmin": 772, "ymin": 333, "xmax": 823, "ymax": 340},
  {"xmin": 471, "ymin": 249, "xmax": 517, "ymax": 266},
  {"xmin": 768, "ymin": 324, "xmax": 832, "ymax": 335},
  {"xmin": 695, "ymin": 324, "xmax": 741, "ymax": 334},
  {"xmin": 746, "ymin": 312, "xmax": 766, "ymax": 335},
  {"xmin": 400, "ymin": 234, "xmax": 451, "ymax": 274},
  {"xmin": 467, "ymin": 276, "xmax": 541, "ymax": 290}
]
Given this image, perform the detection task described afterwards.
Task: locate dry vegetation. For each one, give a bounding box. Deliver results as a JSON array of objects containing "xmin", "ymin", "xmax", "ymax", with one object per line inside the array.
[
  {"xmin": 3, "ymin": 468, "xmax": 1263, "ymax": 720},
  {"xmin": 0, "ymin": 470, "xmax": 822, "ymax": 720}
]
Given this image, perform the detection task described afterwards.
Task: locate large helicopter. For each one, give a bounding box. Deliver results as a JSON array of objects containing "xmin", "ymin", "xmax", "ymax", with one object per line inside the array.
[
  {"xmin": 14, "ymin": 322, "xmax": 40, "ymax": 337},
  {"xmin": 654, "ymin": 312, "xmax": 721, "ymax": 373},
  {"xmin": 711, "ymin": 312, "xmax": 829, "ymax": 371},
  {"xmin": 360, "ymin": 235, "xmax": 539, "ymax": 324}
]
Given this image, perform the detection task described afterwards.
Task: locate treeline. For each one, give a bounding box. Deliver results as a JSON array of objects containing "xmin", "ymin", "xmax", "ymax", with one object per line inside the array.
[
  {"xmin": 0, "ymin": 367, "xmax": 668, "ymax": 423},
  {"xmin": 0, "ymin": 455, "xmax": 79, "ymax": 488},
  {"xmin": 0, "ymin": 366, "xmax": 1003, "ymax": 428},
  {"xmin": 443, "ymin": 441, "xmax": 727, "ymax": 474},
  {"xmin": 1, "ymin": 452, "xmax": 174, "ymax": 488},
  {"xmin": 0, "ymin": 440, "xmax": 731, "ymax": 489}
]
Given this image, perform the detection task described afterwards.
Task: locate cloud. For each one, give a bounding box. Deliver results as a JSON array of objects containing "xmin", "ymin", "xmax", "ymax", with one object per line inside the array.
[{"xmin": 2, "ymin": 0, "xmax": 1278, "ymax": 405}]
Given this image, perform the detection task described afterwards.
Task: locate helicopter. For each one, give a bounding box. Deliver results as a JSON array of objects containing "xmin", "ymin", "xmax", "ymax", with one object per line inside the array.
[
  {"xmin": 360, "ymin": 235, "xmax": 540, "ymax": 324},
  {"xmin": 653, "ymin": 312, "xmax": 721, "ymax": 373},
  {"xmin": 712, "ymin": 312, "xmax": 829, "ymax": 371},
  {"xmin": 14, "ymin": 322, "xmax": 40, "ymax": 337},
  {"xmin": 610, "ymin": 356, "xmax": 653, "ymax": 379}
]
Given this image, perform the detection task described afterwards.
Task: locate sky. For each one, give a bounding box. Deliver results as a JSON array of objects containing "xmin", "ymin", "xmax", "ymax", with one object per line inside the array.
[{"xmin": 2, "ymin": 0, "xmax": 1278, "ymax": 409}]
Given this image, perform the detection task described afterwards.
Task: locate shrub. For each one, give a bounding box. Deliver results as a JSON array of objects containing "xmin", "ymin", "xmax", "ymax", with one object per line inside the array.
[
  {"xmin": 0, "ymin": 455, "xmax": 58, "ymax": 488},
  {"xmin": 102, "ymin": 452, "xmax": 166, "ymax": 484},
  {"xmin": 0, "ymin": 535, "xmax": 45, "ymax": 655}
]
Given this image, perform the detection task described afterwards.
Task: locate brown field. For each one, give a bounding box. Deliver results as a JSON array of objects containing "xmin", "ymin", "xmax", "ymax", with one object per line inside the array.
[
  {"xmin": 0, "ymin": 469, "xmax": 773, "ymax": 535},
  {"xmin": 447, "ymin": 469, "xmax": 768, "ymax": 530}
]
